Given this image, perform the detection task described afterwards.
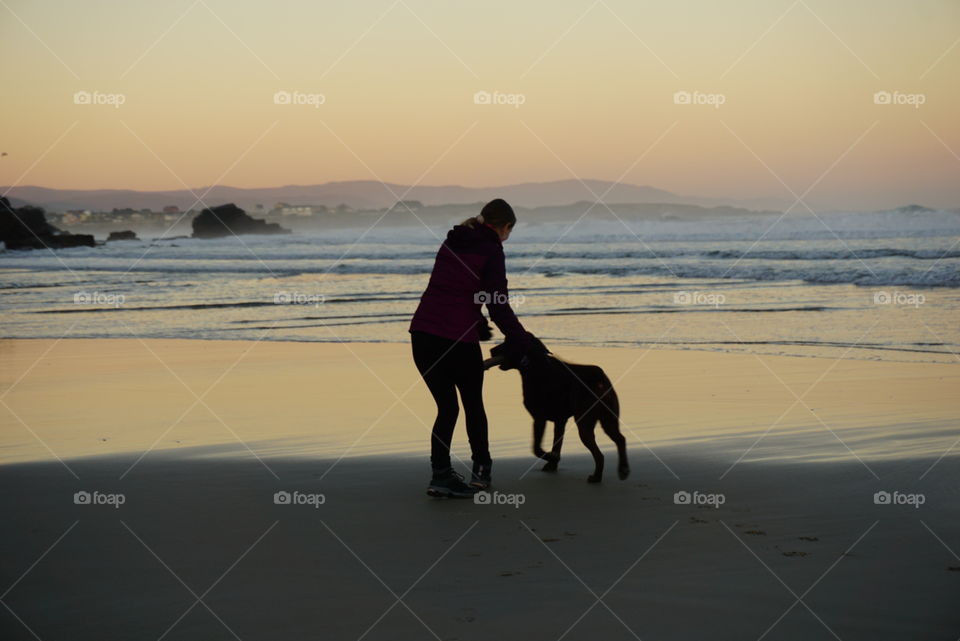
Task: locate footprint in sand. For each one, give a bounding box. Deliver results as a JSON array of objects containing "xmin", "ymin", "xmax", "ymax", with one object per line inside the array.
[{"xmin": 455, "ymin": 609, "xmax": 477, "ymax": 623}]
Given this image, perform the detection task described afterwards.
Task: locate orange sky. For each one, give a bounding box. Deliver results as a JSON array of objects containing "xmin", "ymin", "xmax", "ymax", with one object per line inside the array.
[{"xmin": 1, "ymin": 0, "xmax": 958, "ymax": 210}]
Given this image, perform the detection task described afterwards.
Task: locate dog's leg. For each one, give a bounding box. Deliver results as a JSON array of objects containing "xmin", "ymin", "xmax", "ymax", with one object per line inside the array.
[
  {"xmin": 600, "ymin": 413, "xmax": 629, "ymax": 480},
  {"xmin": 577, "ymin": 418, "xmax": 604, "ymax": 483},
  {"xmin": 550, "ymin": 418, "xmax": 567, "ymax": 462},
  {"xmin": 532, "ymin": 418, "xmax": 549, "ymax": 460},
  {"xmin": 541, "ymin": 418, "xmax": 566, "ymax": 472}
]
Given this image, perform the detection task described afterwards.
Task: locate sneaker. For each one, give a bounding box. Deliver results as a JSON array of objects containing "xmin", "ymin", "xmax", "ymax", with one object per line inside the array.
[
  {"xmin": 426, "ymin": 468, "xmax": 477, "ymax": 498},
  {"xmin": 470, "ymin": 461, "xmax": 492, "ymax": 490}
]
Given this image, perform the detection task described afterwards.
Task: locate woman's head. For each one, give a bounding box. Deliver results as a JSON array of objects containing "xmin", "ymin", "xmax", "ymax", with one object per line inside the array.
[{"xmin": 461, "ymin": 198, "xmax": 516, "ymax": 241}]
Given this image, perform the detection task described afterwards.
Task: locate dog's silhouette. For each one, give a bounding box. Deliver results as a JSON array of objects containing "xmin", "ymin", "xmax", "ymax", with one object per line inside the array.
[{"xmin": 485, "ymin": 338, "xmax": 629, "ymax": 482}]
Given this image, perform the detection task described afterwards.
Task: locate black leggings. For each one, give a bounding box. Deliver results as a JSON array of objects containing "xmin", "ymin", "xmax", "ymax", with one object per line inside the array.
[{"xmin": 410, "ymin": 330, "xmax": 490, "ymax": 471}]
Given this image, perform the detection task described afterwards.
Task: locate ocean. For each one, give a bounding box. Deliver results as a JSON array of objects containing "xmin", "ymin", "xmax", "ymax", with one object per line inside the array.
[{"xmin": 2, "ymin": 207, "xmax": 958, "ymax": 363}]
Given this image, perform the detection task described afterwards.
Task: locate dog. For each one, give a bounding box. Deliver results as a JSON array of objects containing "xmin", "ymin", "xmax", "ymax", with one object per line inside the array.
[{"xmin": 484, "ymin": 337, "xmax": 629, "ymax": 483}]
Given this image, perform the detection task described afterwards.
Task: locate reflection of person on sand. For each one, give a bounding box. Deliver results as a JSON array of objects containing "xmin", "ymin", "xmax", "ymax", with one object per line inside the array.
[{"xmin": 409, "ymin": 198, "xmax": 535, "ymax": 498}]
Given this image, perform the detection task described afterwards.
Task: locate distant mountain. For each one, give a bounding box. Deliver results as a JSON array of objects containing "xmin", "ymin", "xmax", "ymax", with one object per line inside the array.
[{"xmin": 0, "ymin": 180, "xmax": 786, "ymax": 213}]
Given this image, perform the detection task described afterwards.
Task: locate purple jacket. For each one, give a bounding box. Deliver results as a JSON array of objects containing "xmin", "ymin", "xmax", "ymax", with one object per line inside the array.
[{"xmin": 410, "ymin": 222, "xmax": 529, "ymax": 345}]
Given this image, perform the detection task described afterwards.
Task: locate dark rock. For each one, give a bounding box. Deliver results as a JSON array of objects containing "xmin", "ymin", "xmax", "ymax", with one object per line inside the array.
[
  {"xmin": 107, "ymin": 230, "xmax": 138, "ymax": 241},
  {"xmin": 49, "ymin": 234, "xmax": 97, "ymax": 248},
  {"xmin": 191, "ymin": 203, "xmax": 291, "ymax": 239},
  {"xmin": 0, "ymin": 197, "xmax": 96, "ymax": 250}
]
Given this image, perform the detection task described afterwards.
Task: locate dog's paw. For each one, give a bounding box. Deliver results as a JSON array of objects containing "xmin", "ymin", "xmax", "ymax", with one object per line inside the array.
[
  {"xmin": 587, "ymin": 474, "xmax": 602, "ymax": 483},
  {"xmin": 618, "ymin": 465, "xmax": 630, "ymax": 480},
  {"xmin": 541, "ymin": 460, "xmax": 558, "ymax": 472}
]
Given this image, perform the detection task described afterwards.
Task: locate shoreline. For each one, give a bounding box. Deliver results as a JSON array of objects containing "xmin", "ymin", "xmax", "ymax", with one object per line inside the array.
[
  {"xmin": 2, "ymin": 332, "xmax": 957, "ymax": 365},
  {"xmin": 1, "ymin": 338, "xmax": 958, "ymax": 467}
]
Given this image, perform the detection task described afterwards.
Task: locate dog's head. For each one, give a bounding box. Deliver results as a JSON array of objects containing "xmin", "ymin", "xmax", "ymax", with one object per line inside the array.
[{"xmin": 483, "ymin": 336, "xmax": 550, "ymax": 371}]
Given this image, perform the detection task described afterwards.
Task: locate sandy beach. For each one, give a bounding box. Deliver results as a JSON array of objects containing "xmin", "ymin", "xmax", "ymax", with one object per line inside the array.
[{"xmin": 1, "ymin": 338, "xmax": 957, "ymax": 640}]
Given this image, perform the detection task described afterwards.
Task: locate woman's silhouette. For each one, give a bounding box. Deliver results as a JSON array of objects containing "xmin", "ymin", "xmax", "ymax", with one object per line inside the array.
[{"xmin": 410, "ymin": 198, "xmax": 533, "ymax": 497}]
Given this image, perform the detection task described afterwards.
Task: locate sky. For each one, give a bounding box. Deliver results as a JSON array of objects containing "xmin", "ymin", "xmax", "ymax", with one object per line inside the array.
[{"xmin": 1, "ymin": 0, "xmax": 958, "ymax": 210}]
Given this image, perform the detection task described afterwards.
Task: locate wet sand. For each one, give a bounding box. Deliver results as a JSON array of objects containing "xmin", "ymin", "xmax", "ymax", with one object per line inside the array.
[{"xmin": 0, "ymin": 339, "xmax": 957, "ymax": 639}]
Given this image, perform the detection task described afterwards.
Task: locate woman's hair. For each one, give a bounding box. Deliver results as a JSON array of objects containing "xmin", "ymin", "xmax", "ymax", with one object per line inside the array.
[{"xmin": 460, "ymin": 198, "xmax": 516, "ymax": 229}]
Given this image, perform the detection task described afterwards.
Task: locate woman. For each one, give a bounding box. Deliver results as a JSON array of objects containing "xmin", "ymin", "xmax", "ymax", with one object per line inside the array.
[{"xmin": 410, "ymin": 198, "xmax": 533, "ymax": 498}]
